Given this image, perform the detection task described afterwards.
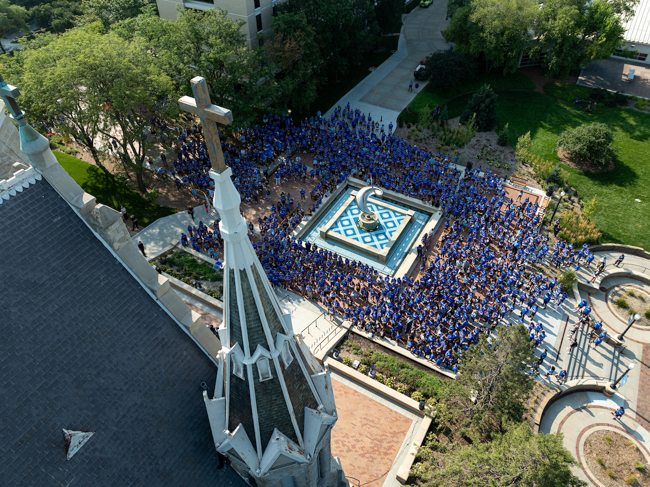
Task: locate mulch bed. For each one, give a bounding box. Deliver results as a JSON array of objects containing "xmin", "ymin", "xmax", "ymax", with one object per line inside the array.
[{"xmin": 583, "ymin": 430, "xmax": 649, "ymax": 487}]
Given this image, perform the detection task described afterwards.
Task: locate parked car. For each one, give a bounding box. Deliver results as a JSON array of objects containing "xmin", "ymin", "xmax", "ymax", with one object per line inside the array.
[
  {"xmin": 413, "ymin": 58, "xmax": 428, "ymax": 80},
  {"xmin": 420, "ymin": 0, "xmax": 433, "ymax": 6}
]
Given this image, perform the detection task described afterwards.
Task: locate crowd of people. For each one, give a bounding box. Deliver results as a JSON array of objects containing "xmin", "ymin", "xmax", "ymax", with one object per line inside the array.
[{"xmin": 167, "ymin": 106, "xmax": 610, "ymax": 372}]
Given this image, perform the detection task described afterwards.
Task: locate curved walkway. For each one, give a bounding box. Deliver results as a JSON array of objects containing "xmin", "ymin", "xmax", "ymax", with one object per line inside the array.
[
  {"xmin": 540, "ymin": 391, "xmax": 650, "ymax": 486},
  {"xmin": 535, "ymin": 247, "xmax": 650, "ymax": 486}
]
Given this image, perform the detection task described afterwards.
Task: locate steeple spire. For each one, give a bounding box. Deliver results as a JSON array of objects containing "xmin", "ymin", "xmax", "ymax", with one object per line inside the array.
[{"xmin": 179, "ymin": 78, "xmax": 342, "ymax": 487}]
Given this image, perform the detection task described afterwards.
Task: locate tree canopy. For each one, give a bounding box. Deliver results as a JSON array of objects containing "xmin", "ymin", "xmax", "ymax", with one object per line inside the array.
[
  {"xmin": 8, "ymin": 24, "xmax": 177, "ymax": 191},
  {"xmin": 411, "ymin": 422, "xmax": 587, "ymax": 487},
  {"xmin": 444, "ymin": 0, "xmax": 638, "ymax": 76},
  {"xmin": 276, "ymin": 0, "xmax": 378, "ymax": 81},
  {"xmin": 115, "ymin": 9, "xmax": 267, "ymax": 120},
  {"xmin": 531, "ymin": 0, "xmax": 634, "ymax": 77},
  {"xmin": 421, "ymin": 50, "xmax": 477, "ymax": 88},
  {"xmin": 557, "ymin": 122, "xmax": 616, "ymax": 167},
  {"xmin": 0, "ymin": 0, "xmax": 29, "ymax": 53},
  {"xmin": 432, "ymin": 324, "xmax": 536, "ymax": 440},
  {"xmin": 460, "ymin": 84, "xmax": 498, "ymax": 132}
]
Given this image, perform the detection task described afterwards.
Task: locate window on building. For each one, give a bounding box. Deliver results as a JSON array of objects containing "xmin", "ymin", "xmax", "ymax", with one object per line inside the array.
[
  {"xmin": 257, "ymin": 357, "xmax": 272, "ymax": 381},
  {"xmin": 614, "ymin": 49, "xmax": 648, "ymax": 62},
  {"xmin": 256, "ymin": 13, "xmax": 263, "ymax": 32},
  {"xmin": 254, "ymin": 0, "xmax": 260, "ymax": 8}
]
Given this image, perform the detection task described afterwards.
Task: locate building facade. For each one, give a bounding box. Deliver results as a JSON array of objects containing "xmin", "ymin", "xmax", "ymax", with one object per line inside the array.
[
  {"xmin": 612, "ymin": 0, "xmax": 650, "ymax": 64},
  {"xmin": 156, "ymin": 0, "xmax": 275, "ymax": 48}
]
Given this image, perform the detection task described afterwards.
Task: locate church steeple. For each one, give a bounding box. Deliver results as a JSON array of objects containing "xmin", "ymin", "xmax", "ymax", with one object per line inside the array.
[{"xmin": 179, "ymin": 78, "xmax": 342, "ymax": 487}]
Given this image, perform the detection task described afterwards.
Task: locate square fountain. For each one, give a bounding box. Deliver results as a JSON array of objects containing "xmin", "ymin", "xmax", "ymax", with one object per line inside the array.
[
  {"xmin": 296, "ymin": 181, "xmax": 440, "ymax": 276},
  {"xmin": 319, "ymin": 191, "xmax": 414, "ymax": 264}
]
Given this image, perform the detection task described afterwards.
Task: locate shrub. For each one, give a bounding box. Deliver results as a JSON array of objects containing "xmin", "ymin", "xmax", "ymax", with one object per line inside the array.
[
  {"xmin": 342, "ymin": 356, "xmax": 353, "ymax": 366},
  {"xmin": 526, "ymin": 153, "xmax": 569, "ymax": 186},
  {"xmin": 546, "ymin": 164, "xmax": 564, "ymax": 186},
  {"xmin": 635, "ymin": 462, "xmax": 645, "ymax": 471},
  {"xmin": 558, "ymin": 209, "xmax": 602, "ymax": 246},
  {"xmin": 604, "ymin": 435, "xmax": 613, "ymax": 446},
  {"xmin": 626, "ymin": 290, "xmax": 636, "ymax": 297},
  {"xmin": 375, "ymin": 373, "xmax": 385, "ymax": 384},
  {"xmin": 625, "ymin": 474, "xmax": 639, "ymax": 485},
  {"xmin": 558, "ymin": 271, "xmax": 576, "ymax": 291},
  {"xmin": 411, "ymin": 391, "xmax": 424, "ymax": 402},
  {"xmin": 385, "ymin": 377, "xmax": 396, "ymax": 389},
  {"xmin": 582, "ymin": 195, "xmax": 599, "ymax": 219},
  {"xmin": 145, "ymin": 189, "xmax": 158, "ymax": 202},
  {"xmin": 616, "ymin": 298, "xmax": 629, "ymax": 309},
  {"xmin": 596, "ymin": 457, "xmax": 604, "ymax": 466},
  {"xmin": 497, "ymin": 123, "xmax": 509, "ymax": 146},
  {"xmin": 396, "ymin": 383, "xmax": 408, "ymax": 394},
  {"xmin": 206, "ymin": 289, "xmax": 221, "ymax": 299},
  {"xmin": 460, "ymin": 84, "xmax": 497, "ymax": 132},
  {"xmin": 557, "ymin": 123, "xmax": 616, "ymax": 167},
  {"xmin": 358, "ymin": 364, "xmax": 368, "ymax": 375},
  {"xmin": 645, "ymin": 309, "xmax": 650, "ymax": 320},
  {"xmin": 421, "ymin": 49, "xmax": 477, "ymax": 87},
  {"xmin": 516, "ymin": 131, "xmax": 532, "ymax": 161},
  {"xmin": 607, "ymin": 471, "xmax": 616, "ymax": 479}
]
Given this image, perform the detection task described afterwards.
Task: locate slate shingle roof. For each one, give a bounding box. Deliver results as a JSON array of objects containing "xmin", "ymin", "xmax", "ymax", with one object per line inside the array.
[{"xmin": 0, "ymin": 178, "xmax": 247, "ymax": 487}]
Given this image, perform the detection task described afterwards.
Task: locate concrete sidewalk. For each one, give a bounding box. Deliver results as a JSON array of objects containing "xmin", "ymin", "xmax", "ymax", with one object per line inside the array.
[{"xmin": 325, "ymin": 0, "xmax": 452, "ymax": 123}]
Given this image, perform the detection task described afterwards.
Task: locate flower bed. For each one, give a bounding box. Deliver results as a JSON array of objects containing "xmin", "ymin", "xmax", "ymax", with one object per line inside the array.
[
  {"xmin": 339, "ymin": 339, "xmax": 444, "ymax": 401},
  {"xmin": 154, "ymin": 249, "xmax": 223, "ymax": 299}
]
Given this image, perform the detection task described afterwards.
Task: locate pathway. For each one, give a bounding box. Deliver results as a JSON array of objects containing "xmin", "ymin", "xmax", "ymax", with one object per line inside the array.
[
  {"xmin": 533, "ymin": 248, "xmax": 650, "ymax": 486},
  {"xmin": 325, "ymin": 0, "xmax": 452, "ymax": 123}
]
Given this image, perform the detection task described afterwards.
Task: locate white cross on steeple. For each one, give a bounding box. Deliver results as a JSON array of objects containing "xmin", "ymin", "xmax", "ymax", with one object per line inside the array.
[{"xmin": 178, "ymin": 77, "xmax": 233, "ymax": 173}]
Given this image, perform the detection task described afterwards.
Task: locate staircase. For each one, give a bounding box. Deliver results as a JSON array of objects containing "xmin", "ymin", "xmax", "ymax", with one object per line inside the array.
[{"xmin": 524, "ymin": 381, "xmax": 560, "ymax": 433}]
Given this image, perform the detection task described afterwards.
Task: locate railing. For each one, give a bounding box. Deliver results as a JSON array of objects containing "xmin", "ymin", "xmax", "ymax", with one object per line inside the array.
[{"xmin": 313, "ymin": 324, "xmax": 344, "ymax": 354}]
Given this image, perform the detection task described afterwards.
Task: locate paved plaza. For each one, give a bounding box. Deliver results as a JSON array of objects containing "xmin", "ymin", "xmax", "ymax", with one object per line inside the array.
[{"xmin": 579, "ymin": 58, "xmax": 650, "ymax": 99}]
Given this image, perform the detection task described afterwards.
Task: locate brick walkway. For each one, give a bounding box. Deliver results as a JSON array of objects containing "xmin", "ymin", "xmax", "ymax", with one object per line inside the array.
[
  {"xmin": 330, "ymin": 381, "xmax": 412, "ymax": 487},
  {"xmin": 637, "ymin": 343, "xmax": 650, "ymax": 432}
]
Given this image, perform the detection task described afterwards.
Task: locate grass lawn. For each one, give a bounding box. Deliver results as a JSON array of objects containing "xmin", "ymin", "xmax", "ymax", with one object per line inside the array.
[
  {"xmin": 398, "ymin": 71, "xmax": 534, "ymax": 124},
  {"xmin": 55, "ymin": 150, "xmax": 176, "ymax": 226},
  {"xmin": 295, "ymin": 36, "xmax": 400, "ymax": 120},
  {"xmin": 418, "ymin": 90, "xmax": 650, "ymax": 248}
]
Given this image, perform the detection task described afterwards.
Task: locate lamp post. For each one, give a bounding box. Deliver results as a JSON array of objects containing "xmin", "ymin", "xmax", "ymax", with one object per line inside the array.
[
  {"xmin": 618, "ymin": 313, "xmax": 641, "ymax": 341},
  {"xmin": 610, "ymin": 363, "xmax": 635, "ymax": 390},
  {"xmin": 546, "ymin": 190, "xmax": 565, "ymax": 230}
]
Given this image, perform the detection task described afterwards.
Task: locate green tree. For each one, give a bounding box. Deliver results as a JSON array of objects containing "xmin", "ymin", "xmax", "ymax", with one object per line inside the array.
[
  {"xmin": 264, "ymin": 12, "xmax": 321, "ymax": 113},
  {"xmin": 444, "ymin": 0, "xmax": 537, "ymax": 74},
  {"xmin": 31, "ymin": 0, "xmax": 84, "ymax": 33},
  {"xmin": 411, "ymin": 422, "xmax": 586, "ymax": 487},
  {"xmin": 532, "ymin": 0, "xmax": 636, "ymax": 78},
  {"xmin": 460, "ymin": 84, "xmax": 497, "ymax": 132},
  {"xmin": 421, "ymin": 49, "xmax": 477, "ymax": 87},
  {"xmin": 277, "ymin": 0, "xmax": 378, "ymax": 81},
  {"xmin": 11, "ymin": 25, "xmax": 176, "ymax": 191},
  {"xmin": 433, "ymin": 324, "xmax": 536, "ymax": 440},
  {"xmin": 86, "ymin": 0, "xmax": 157, "ymax": 28},
  {"xmin": 374, "ymin": 0, "xmax": 403, "ymax": 34},
  {"xmin": 557, "ymin": 122, "xmax": 616, "ymax": 167},
  {"xmin": 0, "ymin": 0, "xmax": 29, "ymax": 53},
  {"xmin": 116, "ymin": 9, "xmax": 267, "ymax": 120}
]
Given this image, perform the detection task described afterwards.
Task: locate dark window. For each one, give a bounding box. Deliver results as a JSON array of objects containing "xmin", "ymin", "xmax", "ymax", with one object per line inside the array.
[
  {"xmin": 256, "ymin": 13, "xmax": 263, "ymax": 32},
  {"xmin": 254, "ymin": 0, "xmax": 260, "ymax": 8}
]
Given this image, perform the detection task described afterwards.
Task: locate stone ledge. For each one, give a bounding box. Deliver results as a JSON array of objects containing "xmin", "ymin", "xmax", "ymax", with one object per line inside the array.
[
  {"xmin": 396, "ymin": 416, "xmax": 432, "ymax": 484},
  {"xmin": 163, "ymin": 271, "xmax": 224, "ymax": 311},
  {"xmin": 590, "ymin": 244, "xmax": 650, "ymax": 260},
  {"xmin": 326, "ymin": 358, "xmax": 424, "ymax": 415},
  {"xmin": 579, "ymin": 267, "xmax": 650, "ymax": 295},
  {"xmin": 326, "ymin": 359, "xmax": 433, "ymax": 485}
]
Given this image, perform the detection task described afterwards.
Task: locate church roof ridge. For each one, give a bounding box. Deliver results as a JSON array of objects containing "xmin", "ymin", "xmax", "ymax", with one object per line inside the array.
[{"xmin": 0, "ymin": 165, "xmax": 41, "ymax": 204}]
